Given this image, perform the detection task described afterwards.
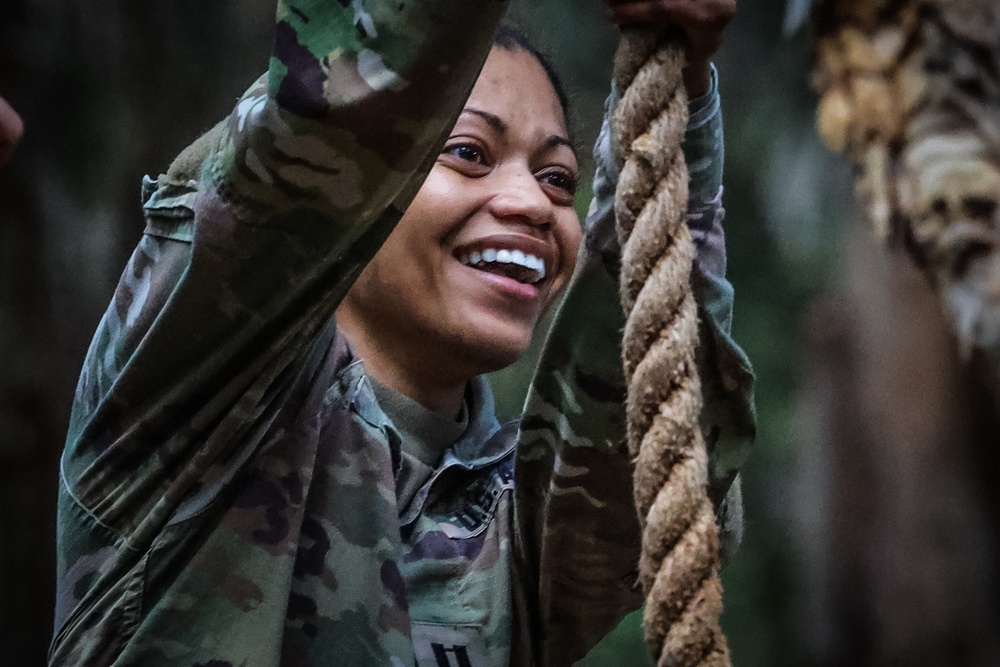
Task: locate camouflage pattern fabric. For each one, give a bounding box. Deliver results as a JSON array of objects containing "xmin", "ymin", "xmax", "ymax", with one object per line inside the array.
[{"xmin": 51, "ymin": 1, "xmax": 755, "ymax": 664}]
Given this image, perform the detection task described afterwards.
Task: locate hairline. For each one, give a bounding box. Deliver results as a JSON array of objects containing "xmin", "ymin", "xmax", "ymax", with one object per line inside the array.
[{"xmin": 489, "ymin": 29, "xmax": 577, "ymax": 154}]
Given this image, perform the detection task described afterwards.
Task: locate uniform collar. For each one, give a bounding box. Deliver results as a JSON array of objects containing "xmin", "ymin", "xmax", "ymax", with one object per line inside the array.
[{"xmin": 336, "ymin": 355, "xmax": 516, "ymax": 525}]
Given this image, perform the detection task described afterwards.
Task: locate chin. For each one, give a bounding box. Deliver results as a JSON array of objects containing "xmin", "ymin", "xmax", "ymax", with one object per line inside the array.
[{"xmin": 448, "ymin": 319, "xmax": 535, "ymax": 376}]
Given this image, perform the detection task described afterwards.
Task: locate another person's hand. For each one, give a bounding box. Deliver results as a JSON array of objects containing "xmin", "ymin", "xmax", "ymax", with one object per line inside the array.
[
  {"xmin": 603, "ymin": 0, "xmax": 736, "ymax": 97},
  {"xmin": 0, "ymin": 95, "xmax": 24, "ymax": 168}
]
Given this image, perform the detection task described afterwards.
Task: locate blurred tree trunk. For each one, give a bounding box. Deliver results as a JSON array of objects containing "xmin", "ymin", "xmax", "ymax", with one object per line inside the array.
[
  {"xmin": 797, "ymin": 2, "xmax": 1000, "ymax": 662},
  {"xmin": 0, "ymin": 2, "xmax": 272, "ymax": 663},
  {"xmin": 793, "ymin": 213, "xmax": 1000, "ymax": 667}
]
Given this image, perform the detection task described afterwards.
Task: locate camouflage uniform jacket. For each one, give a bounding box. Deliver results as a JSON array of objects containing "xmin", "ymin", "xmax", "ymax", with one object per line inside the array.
[{"xmin": 51, "ymin": 1, "xmax": 755, "ymax": 666}]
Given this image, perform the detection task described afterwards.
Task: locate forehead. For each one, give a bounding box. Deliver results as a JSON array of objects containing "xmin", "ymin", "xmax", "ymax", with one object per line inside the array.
[{"xmin": 465, "ymin": 47, "xmax": 568, "ymax": 139}]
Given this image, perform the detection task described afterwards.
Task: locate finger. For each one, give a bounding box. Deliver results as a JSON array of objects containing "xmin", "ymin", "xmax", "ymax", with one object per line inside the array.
[{"xmin": 608, "ymin": 0, "xmax": 735, "ymax": 27}]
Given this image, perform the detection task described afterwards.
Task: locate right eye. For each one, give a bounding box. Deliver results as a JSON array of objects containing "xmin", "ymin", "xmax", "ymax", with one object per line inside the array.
[
  {"xmin": 440, "ymin": 140, "xmax": 493, "ymax": 177},
  {"xmin": 445, "ymin": 143, "xmax": 487, "ymax": 164}
]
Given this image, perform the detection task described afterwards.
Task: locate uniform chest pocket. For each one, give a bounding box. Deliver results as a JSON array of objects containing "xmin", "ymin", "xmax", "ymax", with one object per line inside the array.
[{"xmin": 400, "ymin": 458, "xmax": 514, "ymax": 651}]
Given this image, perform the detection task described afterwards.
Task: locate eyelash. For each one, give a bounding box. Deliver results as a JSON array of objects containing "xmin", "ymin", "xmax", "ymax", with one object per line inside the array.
[
  {"xmin": 442, "ymin": 142, "xmax": 579, "ymax": 198},
  {"xmin": 539, "ymin": 169, "xmax": 578, "ymax": 196}
]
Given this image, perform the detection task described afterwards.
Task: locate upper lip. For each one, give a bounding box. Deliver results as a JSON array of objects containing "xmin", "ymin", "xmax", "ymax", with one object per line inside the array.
[{"xmin": 453, "ymin": 233, "xmax": 557, "ymax": 278}]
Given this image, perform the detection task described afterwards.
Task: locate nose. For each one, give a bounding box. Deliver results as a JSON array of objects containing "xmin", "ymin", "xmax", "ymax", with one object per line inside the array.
[{"xmin": 486, "ymin": 161, "xmax": 554, "ymax": 232}]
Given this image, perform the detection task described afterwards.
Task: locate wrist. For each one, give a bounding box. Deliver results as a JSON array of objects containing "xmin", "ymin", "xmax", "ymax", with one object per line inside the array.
[
  {"xmin": 682, "ymin": 64, "xmax": 723, "ymax": 203},
  {"xmin": 687, "ymin": 64, "xmax": 719, "ymax": 125},
  {"xmin": 683, "ymin": 60, "xmax": 712, "ymax": 99}
]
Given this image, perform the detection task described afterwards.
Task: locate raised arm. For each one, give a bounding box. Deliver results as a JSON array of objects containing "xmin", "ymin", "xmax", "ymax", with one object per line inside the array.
[{"xmin": 61, "ymin": 0, "xmax": 507, "ymax": 582}]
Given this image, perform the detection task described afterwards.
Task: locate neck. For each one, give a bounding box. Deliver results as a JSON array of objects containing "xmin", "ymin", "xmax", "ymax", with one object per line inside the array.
[
  {"xmin": 360, "ymin": 347, "xmax": 467, "ymax": 418},
  {"xmin": 336, "ymin": 312, "xmax": 468, "ymax": 418}
]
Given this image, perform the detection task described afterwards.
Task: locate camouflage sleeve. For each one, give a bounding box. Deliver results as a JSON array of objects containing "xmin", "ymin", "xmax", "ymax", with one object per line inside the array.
[
  {"xmin": 512, "ymin": 66, "xmax": 756, "ymax": 666},
  {"xmin": 62, "ymin": 0, "xmax": 507, "ymax": 548}
]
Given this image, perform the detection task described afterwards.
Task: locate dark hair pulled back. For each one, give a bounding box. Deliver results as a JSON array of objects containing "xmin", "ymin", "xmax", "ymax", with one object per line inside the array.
[{"xmin": 492, "ymin": 26, "xmax": 571, "ymax": 127}]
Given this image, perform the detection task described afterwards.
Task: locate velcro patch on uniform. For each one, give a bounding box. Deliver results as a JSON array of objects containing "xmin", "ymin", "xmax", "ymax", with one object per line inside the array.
[
  {"xmin": 412, "ymin": 623, "xmax": 490, "ymax": 667},
  {"xmin": 435, "ymin": 459, "xmax": 514, "ymax": 539}
]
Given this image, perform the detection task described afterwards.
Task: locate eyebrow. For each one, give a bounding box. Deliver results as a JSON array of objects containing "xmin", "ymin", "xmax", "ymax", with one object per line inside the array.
[
  {"xmin": 462, "ymin": 107, "xmax": 574, "ymax": 154},
  {"xmin": 545, "ymin": 135, "xmax": 574, "ymax": 152},
  {"xmin": 463, "ymin": 108, "xmax": 507, "ymax": 134}
]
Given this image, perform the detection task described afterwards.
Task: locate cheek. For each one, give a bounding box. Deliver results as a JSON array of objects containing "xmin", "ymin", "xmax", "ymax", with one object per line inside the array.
[
  {"xmin": 374, "ymin": 177, "xmax": 457, "ymax": 274},
  {"xmin": 402, "ymin": 168, "xmax": 478, "ymax": 243},
  {"xmin": 540, "ymin": 215, "xmax": 582, "ymax": 312},
  {"xmin": 555, "ymin": 215, "xmax": 583, "ymax": 281},
  {"xmin": 349, "ymin": 170, "xmax": 473, "ymax": 312}
]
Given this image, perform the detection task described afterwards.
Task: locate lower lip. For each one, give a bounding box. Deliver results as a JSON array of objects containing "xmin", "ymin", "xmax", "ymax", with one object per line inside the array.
[{"xmin": 460, "ymin": 263, "xmax": 542, "ymax": 301}]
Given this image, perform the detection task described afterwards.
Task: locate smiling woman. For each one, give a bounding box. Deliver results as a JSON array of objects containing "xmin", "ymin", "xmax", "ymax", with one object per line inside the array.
[
  {"xmin": 337, "ymin": 45, "xmax": 583, "ymax": 415},
  {"xmin": 51, "ymin": 2, "xmax": 753, "ymax": 667}
]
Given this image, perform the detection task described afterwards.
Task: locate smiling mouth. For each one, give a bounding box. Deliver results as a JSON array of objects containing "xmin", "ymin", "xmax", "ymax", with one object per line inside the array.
[{"xmin": 458, "ymin": 248, "xmax": 547, "ymax": 285}]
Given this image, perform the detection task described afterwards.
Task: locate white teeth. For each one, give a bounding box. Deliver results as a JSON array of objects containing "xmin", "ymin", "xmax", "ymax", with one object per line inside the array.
[
  {"xmin": 528, "ymin": 254, "xmax": 547, "ymax": 279},
  {"xmin": 459, "ymin": 247, "xmax": 549, "ymax": 283}
]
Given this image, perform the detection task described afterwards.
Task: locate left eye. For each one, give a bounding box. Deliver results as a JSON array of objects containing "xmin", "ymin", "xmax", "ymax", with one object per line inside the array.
[{"xmin": 539, "ymin": 169, "xmax": 578, "ymax": 197}]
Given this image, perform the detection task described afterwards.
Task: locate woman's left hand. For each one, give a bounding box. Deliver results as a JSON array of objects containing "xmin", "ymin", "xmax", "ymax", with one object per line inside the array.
[{"xmin": 603, "ymin": 0, "xmax": 736, "ymax": 97}]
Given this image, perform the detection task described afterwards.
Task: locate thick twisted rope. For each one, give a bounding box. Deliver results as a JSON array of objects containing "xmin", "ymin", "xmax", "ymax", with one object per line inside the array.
[{"xmin": 612, "ymin": 30, "xmax": 731, "ymax": 667}]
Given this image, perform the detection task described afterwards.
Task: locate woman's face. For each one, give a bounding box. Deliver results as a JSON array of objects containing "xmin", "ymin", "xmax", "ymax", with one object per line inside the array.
[{"xmin": 339, "ymin": 46, "xmax": 582, "ymax": 376}]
